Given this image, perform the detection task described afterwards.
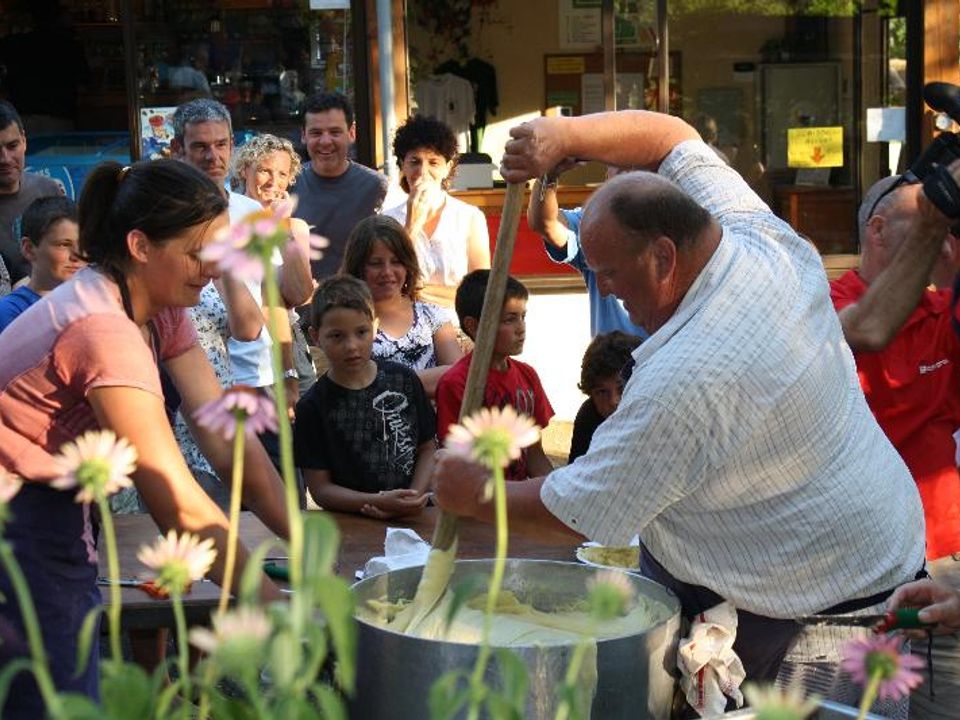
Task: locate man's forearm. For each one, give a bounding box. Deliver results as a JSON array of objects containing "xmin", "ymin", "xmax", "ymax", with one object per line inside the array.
[
  {"xmin": 503, "ymin": 111, "xmax": 699, "ymax": 185},
  {"xmin": 556, "ymin": 111, "xmax": 699, "ymax": 171},
  {"xmin": 840, "ymin": 195, "xmax": 949, "ymax": 352},
  {"xmin": 472, "ymin": 476, "xmax": 584, "ymax": 546}
]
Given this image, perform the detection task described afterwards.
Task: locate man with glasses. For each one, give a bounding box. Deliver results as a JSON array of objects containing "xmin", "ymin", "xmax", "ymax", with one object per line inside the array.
[{"xmin": 831, "ymin": 173, "xmax": 960, "ymax": 720}]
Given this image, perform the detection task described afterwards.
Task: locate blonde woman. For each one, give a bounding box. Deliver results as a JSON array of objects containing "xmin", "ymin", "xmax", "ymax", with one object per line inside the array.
[{"xmin": 231, "ymin": 134, "xmax": 318, "ymax": 406}]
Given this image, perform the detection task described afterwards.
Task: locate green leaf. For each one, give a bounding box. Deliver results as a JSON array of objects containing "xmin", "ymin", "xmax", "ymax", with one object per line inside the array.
[
  {"xmin": 239, "ymin": 537, "xmax": 287, "ymax": 606},
  {"xmin": 485, "ymin": 692, "xmax": 524, "ymax": 720},
  {"xmin": 444, "ymin": 575, "xmax": 484, "ymax": 631},
  {"xmin": 313, "ymin": 577, "xmax": 356, "ymax": 693},
  {"xmin": 273, "ymin": 695, "xmax": 320, "ymax": 720},
  {"xmin": 208, "ymin": 693, "xmax": 259, "ymax": 720},
  {"xmin": 0, "ymin": 658, "xmax": 31, "ymax": 711},
  {"xmin": 58, "ymin": 692, "xmax": 103, "ymax": 719},
  {"xmin": 556, "ymin": 683, "xmax": 586, "ymax": 720},
  {"xmin": 302, "ymin": 513, "xmax": 340, "ymax": 592},
  {"xmin": 428, "ymin": 669, "xmax": 471, "ymax": 720},
  {"xmin": 73, "ymin": 605, "xmax": 103, "ymax": 676},
  {"xmin": 493, "ymin": 648, "xmax": 529, "ymax": 712},
  {"xmin": 155, "ymin": 676, "xmax": 184, "ymax": 718},
  {"xmin": 99, "ymin": 660, "xmax": 154, "ymax": 720},
  {"xmin": 268, "ymin": 627, "xmax": 302, "ymax": 687},
  {"xmin": 298, "ymin": 621, "xmax": 329, "ymax": 684},
  {"xmin": 313, "ymin": 683, "xmax": 348, "ymax": 720}
]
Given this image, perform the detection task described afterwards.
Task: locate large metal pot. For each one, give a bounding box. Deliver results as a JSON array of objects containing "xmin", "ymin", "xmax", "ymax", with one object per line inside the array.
[{"xmin": 351, "ymin": 559, "xmax": 681, "ymax": 719}]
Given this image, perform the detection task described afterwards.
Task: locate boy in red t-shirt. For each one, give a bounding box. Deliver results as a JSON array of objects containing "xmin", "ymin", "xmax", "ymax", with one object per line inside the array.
[{"xmin": 435, "ymin": 269, "xmax": 554, "ymax": 480}]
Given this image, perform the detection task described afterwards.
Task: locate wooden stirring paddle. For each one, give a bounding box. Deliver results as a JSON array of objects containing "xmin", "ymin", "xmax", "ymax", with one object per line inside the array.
[{"xmin": 389, "ymin": 182, "xmax": 527, "ymax": 633}]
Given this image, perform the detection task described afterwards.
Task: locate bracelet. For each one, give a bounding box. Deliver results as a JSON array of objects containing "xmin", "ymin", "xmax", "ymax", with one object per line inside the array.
[{"xmin": 538, "ymin": 174, "xmax": 559, "ymax": 202}]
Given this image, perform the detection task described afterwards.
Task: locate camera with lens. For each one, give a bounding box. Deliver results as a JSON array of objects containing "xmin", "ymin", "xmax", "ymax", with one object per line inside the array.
[{"xmin": 908, "ymin": 82, "xmax": 960, "ymax": 218}]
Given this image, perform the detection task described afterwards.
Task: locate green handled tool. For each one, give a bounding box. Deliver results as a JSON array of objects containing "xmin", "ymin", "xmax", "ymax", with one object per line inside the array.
[
  {"xmin": 263, "ymin": 561, "xmax": 290, "ymax": 583},
  {"xmin": 796, "ymin": 608, "xmax": 928, "ymax": 633}
]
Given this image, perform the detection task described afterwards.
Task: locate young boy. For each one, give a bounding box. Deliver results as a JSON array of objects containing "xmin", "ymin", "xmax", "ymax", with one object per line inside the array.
[
  {"xmin": 294, "ymin": 275, "xmax": 436, "ymax": 519},
  {"xmin": 435, "ymin": 269, "xmax": 554, "ymax": 480},
  {"xmin": 568, "ymin": 331, "xmax": 642, "ymax": 463},
  {"xmin": 0, "ymin": 196, "xmax": 81, "ymax": 334}
]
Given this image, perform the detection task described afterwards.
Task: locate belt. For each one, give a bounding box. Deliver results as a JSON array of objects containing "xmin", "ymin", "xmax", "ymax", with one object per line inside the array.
[{"xmin": 817, "ymin": 566, "xmax": 928, "ymax": 616}]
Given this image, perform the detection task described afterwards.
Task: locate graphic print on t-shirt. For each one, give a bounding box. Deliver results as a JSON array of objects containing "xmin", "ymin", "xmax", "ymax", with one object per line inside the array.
[{"xmin": 371, "ymin": 389, "xmax": 418, "ymax": 475}]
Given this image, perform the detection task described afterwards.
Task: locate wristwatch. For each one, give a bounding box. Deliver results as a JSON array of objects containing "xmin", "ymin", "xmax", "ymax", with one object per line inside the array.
[{"xmin": 283, "ymin": 368, "xmax": 299, "ymax": 381}]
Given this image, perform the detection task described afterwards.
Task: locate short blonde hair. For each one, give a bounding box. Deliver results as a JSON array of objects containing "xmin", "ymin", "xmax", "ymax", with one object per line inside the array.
[{"xmin": 229, "ymin": 133, "xmax": 303, "ymax": 192}]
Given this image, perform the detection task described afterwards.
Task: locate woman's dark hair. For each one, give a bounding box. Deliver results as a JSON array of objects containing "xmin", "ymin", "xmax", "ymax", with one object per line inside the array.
[
  {"xmin": 392, "ymin": 114, "xmax": 459, "ymax": 193},
  {"xmin": 78, "ymin": 159, "xmax": 227, "ymax": 317},
  {"xmin": 341, "ymin": 215, "xmax": 423, "ymax": 301},
  {"xmin": 578, "ymin": 331, "xmax": 642, "ymax": 394}
]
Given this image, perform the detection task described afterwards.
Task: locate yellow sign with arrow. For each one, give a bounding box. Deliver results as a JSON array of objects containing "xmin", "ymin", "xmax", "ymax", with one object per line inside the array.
[{"xmin": 787, "ymin": 126, "xmax": 844, "ymax": 168}]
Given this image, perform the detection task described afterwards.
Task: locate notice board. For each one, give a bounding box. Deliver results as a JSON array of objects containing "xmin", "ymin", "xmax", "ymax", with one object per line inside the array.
[{"xmin": 544, "ymin": 51, "xmax": 681, "ymax": 116}]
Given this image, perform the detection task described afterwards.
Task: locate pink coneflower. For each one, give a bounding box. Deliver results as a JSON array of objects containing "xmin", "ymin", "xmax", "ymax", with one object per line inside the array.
[
  {"xmin": 201, "ymin": 221, "xmax": 266, "ymax": 284},
  {"xmin": 51, "ymin": 430, "xmax": 137, "ymax": 504},
  {"xmin": 445, "ymin": 405, "xmax": 540, "ymax": 472},
  {"xmin": 743, "ymin": 681, "xmax": 820, "ymax": 720},
  {"xmin": 189, "ymin": 605, "xmax": 272, "ymax": 672},
  {"xmin": 138, "ymin": 529, "xmax": 217, "ymax": 595},
  {"xmin": 193, "ymin": 385, "xmax": 278, "ymax": 441},
  {"xmin": 586, "ymin": 569, "xmax": 635, "ymax": 620},
  {"xmin": 202, "ymin": 197, "xmax": 328, "ymax": 283},
  {"xmin": 285, "ymin": 232, "xmax": 329, "ymax": 263},
  {"xmin": 841, "ymin": 634, "xmax": 924, "ymax": 703}
]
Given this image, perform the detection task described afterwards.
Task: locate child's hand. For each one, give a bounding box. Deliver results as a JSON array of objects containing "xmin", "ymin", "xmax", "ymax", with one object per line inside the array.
[{"xmin": 360, "ymin": 489, "xmax": 429, "ymax": 519}]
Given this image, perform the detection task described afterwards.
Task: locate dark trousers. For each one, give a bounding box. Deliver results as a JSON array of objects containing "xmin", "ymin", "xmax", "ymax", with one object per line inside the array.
[{"xmin": 1, "ymin": 484, "xmax": 100, "ymax": 718}]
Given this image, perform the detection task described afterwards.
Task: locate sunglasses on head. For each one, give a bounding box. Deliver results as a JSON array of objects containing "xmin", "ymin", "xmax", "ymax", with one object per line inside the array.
[{"xmin": 864, "ymin": 173, "xmax": 919, "ymax": 222}]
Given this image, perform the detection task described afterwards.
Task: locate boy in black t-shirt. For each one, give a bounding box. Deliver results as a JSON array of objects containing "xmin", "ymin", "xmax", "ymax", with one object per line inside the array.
[{"xmin": 294, "ymin": 275, "xmax": 436, "ymax": 518}]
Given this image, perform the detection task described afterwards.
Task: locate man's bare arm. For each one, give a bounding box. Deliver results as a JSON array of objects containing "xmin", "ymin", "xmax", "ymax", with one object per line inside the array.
[
  {"xmin": 840, "ymin": 192, "xmax": 952, "ymax": 352},
  {"xmin": 502, "ymin": 111, "xmax": 699, "ymax": 184},
  {"xmin": 433, "ymin": 453, "xmax": 584, "ymax": 545}
]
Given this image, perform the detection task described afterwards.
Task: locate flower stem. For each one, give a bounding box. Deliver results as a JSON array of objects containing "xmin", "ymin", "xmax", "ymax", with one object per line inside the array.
[
  {"xmin": 171, "ymin": 589, "xmax": 192, "ymax": 720},
  {"xmin": 262, "ymin": 265, "xmax": 303, "ymax": 595},
  {"xmin": 467, "ymin": 466, "xmax": 509, "ymax": 720},
  {"xmin": 856, "ymin": 667, "xmax": 884, "ymax": 720},
  {"xmin": 554, "ymin": 638, "xmax": 590, "ymax": 720},
  {"xmin": 217, "ymin": 420, "xmax": 246, "ymax": 616},
  {"xmin": 0, "ymin": 541, "xmax": 64, "ymax": 718},
  {"xmin": 97, "ymin": 495, "xmax": 123, "ymax": 663}
]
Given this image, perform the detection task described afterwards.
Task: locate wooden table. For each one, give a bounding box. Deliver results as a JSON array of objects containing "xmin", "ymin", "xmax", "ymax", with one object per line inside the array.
[{"xmin": 100, "ymin": 508, "xmax": 576, "ymax": 629}]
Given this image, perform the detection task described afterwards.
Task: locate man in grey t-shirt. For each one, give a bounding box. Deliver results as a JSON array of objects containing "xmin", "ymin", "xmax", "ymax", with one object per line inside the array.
[
  {"xmin": 0, "ymin": 101, "xmax": 63, "ymax": 288},
  {"xmin": 292, "ymin": 92, "xmax": 386, "ymax": 280}
]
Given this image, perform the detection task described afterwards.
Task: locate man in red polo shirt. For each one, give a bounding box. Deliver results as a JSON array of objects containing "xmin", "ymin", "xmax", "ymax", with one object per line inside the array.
[{"xmin": 831, "ymin": 173, "xmax": 960, "ymax": 720}]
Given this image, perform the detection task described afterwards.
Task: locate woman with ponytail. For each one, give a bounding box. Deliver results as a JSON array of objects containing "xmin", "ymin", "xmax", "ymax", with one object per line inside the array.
[{"xmin": 0, "ymin": 159, "xmax": 286, "ymax": 717}]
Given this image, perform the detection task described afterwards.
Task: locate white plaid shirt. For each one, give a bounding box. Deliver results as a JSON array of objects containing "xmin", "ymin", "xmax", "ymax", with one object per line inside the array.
[{"xmin": 542, "ymin": 140, "xmax": 926, "ymax": 618}]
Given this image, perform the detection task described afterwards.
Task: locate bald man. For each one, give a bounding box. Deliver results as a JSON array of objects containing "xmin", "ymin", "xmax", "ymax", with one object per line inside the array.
[
  {"xmin": 832, "ymin": 174, "xmax": 960, "ymax": 720},
  {"xmin": 433, "ymin": 110, "xmax": 942, "ymax": 715}
]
